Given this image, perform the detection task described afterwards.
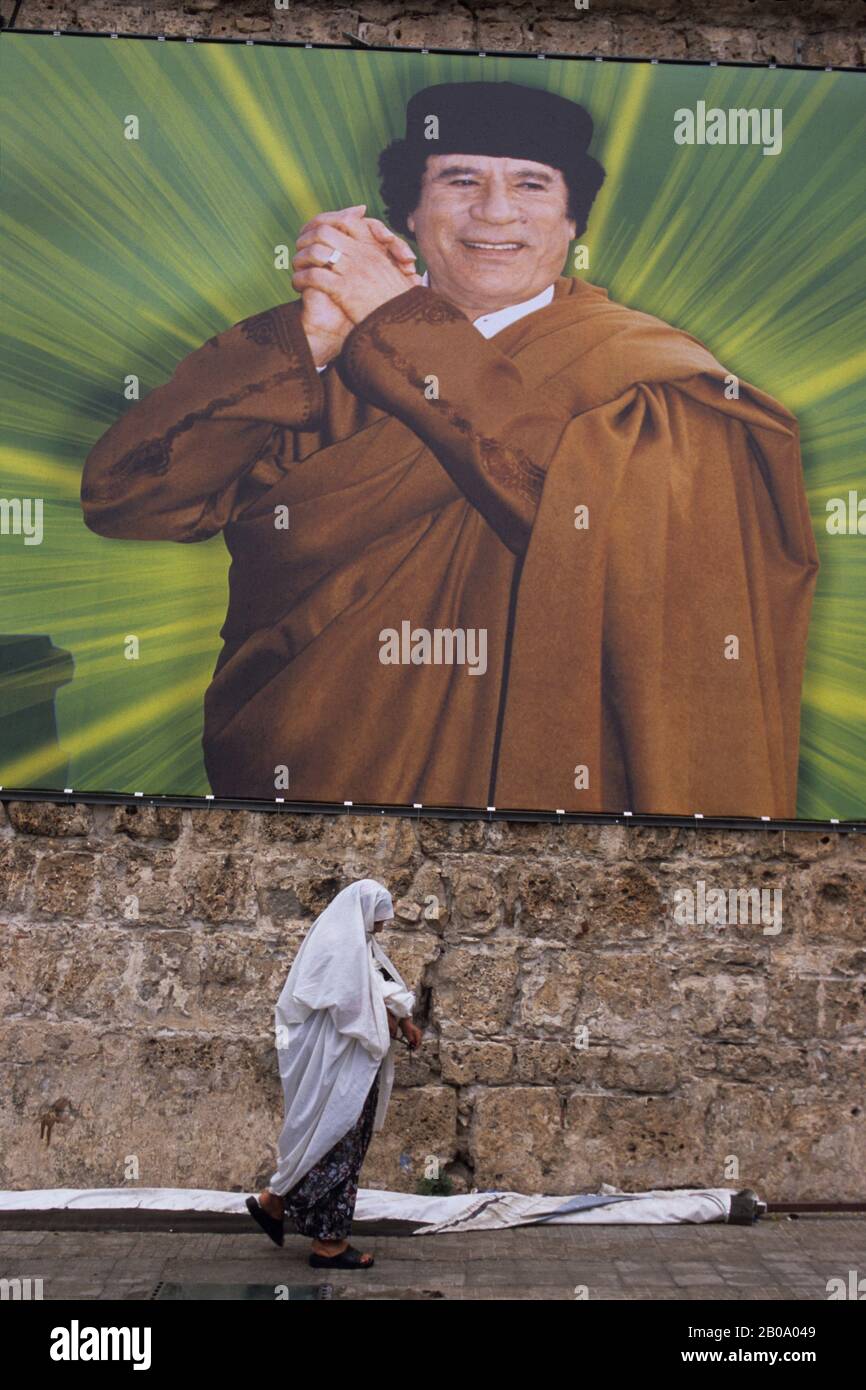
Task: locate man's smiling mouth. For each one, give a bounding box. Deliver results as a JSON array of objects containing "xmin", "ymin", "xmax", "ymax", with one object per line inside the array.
[{"xmin": 461, "ymin": 239, "xmax": 525, "ymax": 252}]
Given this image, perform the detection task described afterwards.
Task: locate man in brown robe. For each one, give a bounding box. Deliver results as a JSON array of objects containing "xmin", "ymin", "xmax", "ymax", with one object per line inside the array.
[{"xmin": 81, "ymin": 82, "xmax": 818, "ymax": 817}]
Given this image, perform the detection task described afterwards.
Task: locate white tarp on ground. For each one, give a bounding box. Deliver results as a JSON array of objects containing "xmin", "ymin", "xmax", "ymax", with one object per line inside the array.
[
  {"xmin": 0, "ymin": 1185, "xmax": 737, "ymax": 1231},
  {"xmin": 359, "ymin": 1186, "xmax": 733, "ymax": 1232}
]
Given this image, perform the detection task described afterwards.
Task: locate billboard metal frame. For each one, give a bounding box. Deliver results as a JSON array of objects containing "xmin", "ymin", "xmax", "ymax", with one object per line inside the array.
[{"xmin": 1, "ymin": 24, "xmax": 862, "ymax": 832}]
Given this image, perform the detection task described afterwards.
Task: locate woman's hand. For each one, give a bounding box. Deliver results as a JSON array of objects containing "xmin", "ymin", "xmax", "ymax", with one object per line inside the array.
[{"xmin": 399, "ymin": 1019, "xmax": 423, "ymax": 1051}]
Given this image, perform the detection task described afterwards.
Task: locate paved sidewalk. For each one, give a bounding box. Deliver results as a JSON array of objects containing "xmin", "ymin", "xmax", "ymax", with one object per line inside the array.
[{"xmin": 1, "ymin": 1214, "xmax": 863, "ymax": 1300}]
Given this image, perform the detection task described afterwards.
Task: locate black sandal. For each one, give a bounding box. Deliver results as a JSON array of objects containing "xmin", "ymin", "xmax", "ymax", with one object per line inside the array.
[
  {"xmin": 309, "ymin": 1243, "xmax": 374, "ymax": 1270},
  {"xmin": 246, "ymin": 1195, "xmax": 285, "ymax": 1247}
]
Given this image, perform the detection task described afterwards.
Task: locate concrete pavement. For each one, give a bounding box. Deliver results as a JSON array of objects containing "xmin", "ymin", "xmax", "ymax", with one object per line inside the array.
[{"xmin": 1, "ymin": 1213, "xmax": 864, "ymax": 1301}]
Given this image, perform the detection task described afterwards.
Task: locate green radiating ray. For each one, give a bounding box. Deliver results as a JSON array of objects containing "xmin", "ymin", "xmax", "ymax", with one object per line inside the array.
[{"xmin": 0, "ymin": 34, "xmax": 863, "ymax": 814}]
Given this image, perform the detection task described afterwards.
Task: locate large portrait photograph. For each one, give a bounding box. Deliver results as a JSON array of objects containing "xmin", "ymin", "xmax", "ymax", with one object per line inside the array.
[{"xmin": 1, "ymin": 32, "xmax": 863, "ymax": 820}]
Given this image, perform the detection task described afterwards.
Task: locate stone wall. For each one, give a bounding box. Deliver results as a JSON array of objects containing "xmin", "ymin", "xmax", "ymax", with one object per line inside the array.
[
  {"xmin": 2, "ymin": 800, "xmax": 864, "ymax": 1199},
  {"xmin": 1, "ymin": 0, "xmax": 863, "ymax": 1202},
  {"xmin": 7, "ymin": 0, "xmax": 866, "ymax": 69}
]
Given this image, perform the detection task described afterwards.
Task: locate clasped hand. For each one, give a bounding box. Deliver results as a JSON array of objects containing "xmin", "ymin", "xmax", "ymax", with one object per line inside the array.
[{"xmin": 292, "ymin": 204, "xmax": 423, "ymax": 367}]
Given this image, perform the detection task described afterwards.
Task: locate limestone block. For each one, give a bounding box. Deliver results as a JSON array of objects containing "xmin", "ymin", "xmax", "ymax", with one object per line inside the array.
[
  {"xmin": 363, "ymin": 1085, "xmax": 458, "ymax": 1192},
  {"xmin": 431, "ymin": 944, "xmax": 520, "ymax": 1036}
]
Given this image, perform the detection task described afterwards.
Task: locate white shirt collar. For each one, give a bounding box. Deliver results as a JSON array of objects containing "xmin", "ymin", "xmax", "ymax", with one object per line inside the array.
[{"xmin": 419, "ymin": 270, "xmax": 554, "ymax": 338}]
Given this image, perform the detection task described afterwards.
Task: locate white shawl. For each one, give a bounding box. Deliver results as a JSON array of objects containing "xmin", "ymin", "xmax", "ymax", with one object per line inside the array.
[{"xmin": 268, "ymin": 878, "xmax": 415, "ymax": 1197}]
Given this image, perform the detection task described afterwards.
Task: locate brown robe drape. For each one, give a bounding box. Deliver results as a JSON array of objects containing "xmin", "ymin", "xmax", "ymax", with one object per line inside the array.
[{"xmin": 81, "ymin": 276, "xmax": 818, "ymax": 816}]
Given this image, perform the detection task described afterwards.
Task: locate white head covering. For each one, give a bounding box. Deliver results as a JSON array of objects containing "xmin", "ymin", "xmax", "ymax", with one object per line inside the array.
[
  {"xmin": 268, "ymin": 879, "xmax": 416, "ymax": 1197},
  {"xmin": 278, "ymin": 878, "xmax": 395, "ymax": 1047}
]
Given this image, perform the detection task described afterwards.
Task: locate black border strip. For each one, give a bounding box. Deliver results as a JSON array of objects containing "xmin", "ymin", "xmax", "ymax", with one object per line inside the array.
[
  {"xmin": 1, "ymin": 24, "xmax": 864, "ymax": 73},
  {"xmin": 0, "ymin": 787, "xmax": 862, "ymax": 833},
  {"xmin": 0, "ymin": 1208, "xmax": 422, "ymax": 1236},
  {"xmin": 1, "ymin": 27, "xmax": 862, "ymax": 834}
]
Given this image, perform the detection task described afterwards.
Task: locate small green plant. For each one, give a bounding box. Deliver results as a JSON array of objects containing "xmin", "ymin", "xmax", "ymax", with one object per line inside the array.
[{"xmin": 416, "ymin": 1173, "xmax": 454, "ymax": 1197}]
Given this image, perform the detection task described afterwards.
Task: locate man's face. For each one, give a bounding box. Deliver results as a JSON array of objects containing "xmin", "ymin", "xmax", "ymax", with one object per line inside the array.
[{"xmin": 406, "ymin": 153, "xmax": 576, "ymax": 316}]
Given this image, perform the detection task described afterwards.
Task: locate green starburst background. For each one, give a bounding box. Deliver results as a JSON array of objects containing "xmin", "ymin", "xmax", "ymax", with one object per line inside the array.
[{"xmin": 1, "ymin": 33, "xmax": 864, "ymax": 816}]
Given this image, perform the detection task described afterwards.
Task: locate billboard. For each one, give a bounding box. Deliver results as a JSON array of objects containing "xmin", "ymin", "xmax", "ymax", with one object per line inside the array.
[{"xmin": 1, "ymin": 31, "xmax": 863, "ymax": 820}]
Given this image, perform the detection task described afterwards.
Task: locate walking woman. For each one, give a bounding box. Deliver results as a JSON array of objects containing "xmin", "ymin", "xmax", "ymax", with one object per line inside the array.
[{"xmin": 246, "ymin": 878, "xmax": 422, "ymax": 1269}]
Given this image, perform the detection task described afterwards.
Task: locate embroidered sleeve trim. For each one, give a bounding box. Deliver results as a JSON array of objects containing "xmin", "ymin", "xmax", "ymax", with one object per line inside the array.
[
  {"xmin": 83, "ymin": 302, "xmax": 321, "ymax": 504},
  {"xmin": 344, "ymin": 291, "xmax": 545, "ymax": 507}
]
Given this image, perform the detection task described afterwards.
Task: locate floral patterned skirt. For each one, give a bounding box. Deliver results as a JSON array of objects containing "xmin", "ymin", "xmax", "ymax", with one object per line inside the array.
[{"xmin": 283, "ymin": 1066, "xmax": 381, "ymax": 1241}]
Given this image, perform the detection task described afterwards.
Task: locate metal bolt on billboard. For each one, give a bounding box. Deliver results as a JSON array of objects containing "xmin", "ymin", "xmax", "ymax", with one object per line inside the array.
[{"xmin": 1, "ymin": 31, "xmax": 864, "ymax": 821}]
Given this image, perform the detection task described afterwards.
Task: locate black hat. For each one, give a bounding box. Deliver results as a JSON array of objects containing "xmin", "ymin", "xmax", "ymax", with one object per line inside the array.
[{"xmin": 402, "ymin": 81, "xmax": 596, "ymax": 174}]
